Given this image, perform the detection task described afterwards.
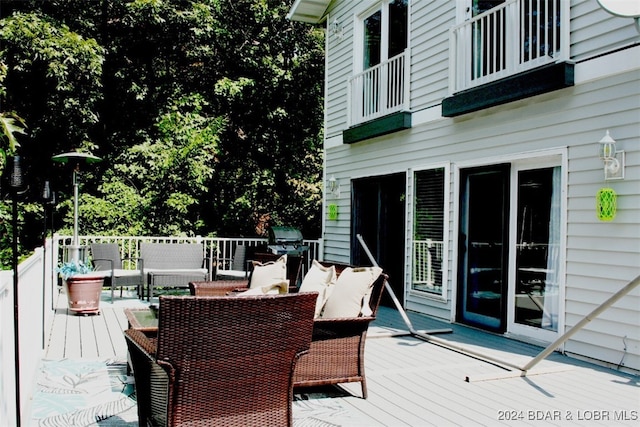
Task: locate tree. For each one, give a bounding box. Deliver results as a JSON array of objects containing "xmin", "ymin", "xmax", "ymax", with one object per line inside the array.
[{"xmin": 0, "ymin": 0, "xmax": 325, "ymax": 269}]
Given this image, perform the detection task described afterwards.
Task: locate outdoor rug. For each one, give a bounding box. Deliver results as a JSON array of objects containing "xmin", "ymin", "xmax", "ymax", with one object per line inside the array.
[
  {"xmin": 30, "ymin": 359, "xmax": 363, "ymax": 426},
  {"xmin": 30, "ymin": 358, "xmax": 136, "ymax": 427}
]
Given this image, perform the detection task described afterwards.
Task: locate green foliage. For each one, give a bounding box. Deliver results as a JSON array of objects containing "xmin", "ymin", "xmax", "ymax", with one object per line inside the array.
[
  {"xmin": 56, "ymin": 260, "xmax": 94, "ymax": 280},
  {"xmin": 0, "ymin": 12, "xmax": 104, "ymax": 145},
  {"xmin": 0, "ymin": 0, "xmax": 325, "ymax": 269}
]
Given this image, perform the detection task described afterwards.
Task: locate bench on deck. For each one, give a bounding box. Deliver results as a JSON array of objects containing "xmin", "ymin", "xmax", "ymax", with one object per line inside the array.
[{"xmin": 139, "ymin": 242, "xmax": 209, "ymax": 301}]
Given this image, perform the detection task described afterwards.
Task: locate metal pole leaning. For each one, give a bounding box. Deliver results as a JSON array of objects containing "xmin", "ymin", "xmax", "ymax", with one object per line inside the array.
[
  {"xmin": 356, "ymin": 235, "xmax": 529, "ymax": 374},
  {"xmin": 522, "ymin": 273, "xmax": 640, "ymax": 373},
  {"xmin": 357, "ymin": 234, "xmax": 640, "ymax": 379}
]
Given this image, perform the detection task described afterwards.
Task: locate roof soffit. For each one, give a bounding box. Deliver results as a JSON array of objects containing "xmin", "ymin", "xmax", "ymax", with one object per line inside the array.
[{"xmin": 287, "ymin": 0, "xmax": 332, "ymax": 23}]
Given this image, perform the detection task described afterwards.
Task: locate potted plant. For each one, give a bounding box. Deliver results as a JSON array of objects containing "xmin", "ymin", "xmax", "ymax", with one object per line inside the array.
[{"xmin": 57, "ymin": 260, "xmax": 105, "ymax": 315}]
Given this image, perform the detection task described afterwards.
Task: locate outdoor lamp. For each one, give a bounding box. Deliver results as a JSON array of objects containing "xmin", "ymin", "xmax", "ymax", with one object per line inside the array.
[
  {"xmin": 329, "ymin": 18, "xmax": 343, "ymax": 39},
  {"xmin": 42, "ymin": 180, "xmax": 51, "ymax": 201},
  {"xmin": 598, "ymin": 130, "xmax": 624, "ymax": 180},
  {"xmin": 327, "ymin": 175, "xmax": 340, "ymax": 197},
  {"xmin": 10, "ymin": 155, "xmax": 25, "ymax": 190}
]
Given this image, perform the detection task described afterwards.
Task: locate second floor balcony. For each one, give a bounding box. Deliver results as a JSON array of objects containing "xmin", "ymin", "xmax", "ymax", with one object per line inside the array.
[
  {"xmin": 348, "ymin": 51, "xmax": 409, "ymax": 127},
  {"xmin": 449, "ymin": 0, "xmax": 569, "ymax": 94}
]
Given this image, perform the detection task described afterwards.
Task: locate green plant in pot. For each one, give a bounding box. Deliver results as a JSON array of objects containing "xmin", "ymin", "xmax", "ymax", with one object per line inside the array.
[{"xmin": 57, "ymin": 260, "xmax": 105, "ymax": 315}]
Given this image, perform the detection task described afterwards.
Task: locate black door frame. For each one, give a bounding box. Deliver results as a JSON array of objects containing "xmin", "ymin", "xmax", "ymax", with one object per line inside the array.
[
  {"xmin": 351, "ymin": 173, "xmax": 406, "ymax": 307},
  {"xmin": 457, "ymin": 164, "xmax": 510, "ymax": 332}
]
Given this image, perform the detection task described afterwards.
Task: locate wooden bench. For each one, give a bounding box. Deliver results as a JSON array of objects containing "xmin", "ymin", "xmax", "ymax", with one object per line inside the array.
[{"xmin": 139, "ymin": 242, "xmax": 209, "ymax": 301}]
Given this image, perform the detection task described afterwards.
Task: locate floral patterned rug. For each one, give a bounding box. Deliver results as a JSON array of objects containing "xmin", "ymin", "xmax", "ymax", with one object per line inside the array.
[
  {"xmin": 30, "ymin": 358, "xmax": 136, "ymax": 427},
  {"xmin": 30, "ymin": 358, "xmax": 362, "ymax": 427}
]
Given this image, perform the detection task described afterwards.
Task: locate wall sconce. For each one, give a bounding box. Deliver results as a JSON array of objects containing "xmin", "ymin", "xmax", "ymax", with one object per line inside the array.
[
  {"xmin": 598, "ymin": 130, "xmax": 625, "ymax": 180},
  {"xmin": 327, "ymin": 175, "xmax": 340, "ymax": 198},
  {"xmin": 329, "ymin": 18, "xmax": 343, "ymax": 39}
]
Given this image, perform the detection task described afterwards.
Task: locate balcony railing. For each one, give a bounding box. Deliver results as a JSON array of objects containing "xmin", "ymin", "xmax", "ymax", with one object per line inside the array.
[
  {"xmin": 449, "ymin": 0, "xmax": 568, "ymax": 93},
  {"xmin": 348, "ymin": 51, "xmax": 409, "ymax": 126},
  {"xmin": 53, "ymin": 234, "xmax": 323, "ymax": 279},
  {"xmin": 412, "ymin": 239, "xmax": 444, "ymax": 295}
]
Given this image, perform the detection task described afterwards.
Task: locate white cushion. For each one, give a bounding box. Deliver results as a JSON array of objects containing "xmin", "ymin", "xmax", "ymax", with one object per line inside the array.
[
  {"xmin": 299, "ymin": 260, "xmax": 337, "ymax": 317},
  {"xmin": 239, "ymin": 281, "xmax": 289, "ymax": 296},
  {"xmin": 249, "ymin": 255, "xmax": 287, "ymax": 288},
  {"xmin": 320, "ymin": 266, "xmax": 383, "ymax": 318}
]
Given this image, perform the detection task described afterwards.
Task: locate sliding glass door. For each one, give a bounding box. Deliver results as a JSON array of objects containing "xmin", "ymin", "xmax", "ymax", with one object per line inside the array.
[{"xmin": 458, "ymin": 160, "xmax": 562, "ymax": 341}]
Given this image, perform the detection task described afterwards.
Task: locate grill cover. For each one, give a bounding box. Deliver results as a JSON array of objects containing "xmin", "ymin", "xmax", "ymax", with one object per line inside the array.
[{"xmin": 267, "ymin": 226, "xmax": 309, "ymax": 256}]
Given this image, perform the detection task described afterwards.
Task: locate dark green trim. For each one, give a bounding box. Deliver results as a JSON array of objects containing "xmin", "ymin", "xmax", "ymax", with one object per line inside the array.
[
  {"xmin": 343, "ymin": 111, "xmax": 412, "ymax": 144},
  {"xmin": 442, "ymin": 62, "xmax": 575, "ymax": 117}
]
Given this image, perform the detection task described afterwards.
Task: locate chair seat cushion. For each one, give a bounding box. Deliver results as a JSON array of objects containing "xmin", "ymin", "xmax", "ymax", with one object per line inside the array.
[
  {"xmin": 299, "ymin": 260, "xmax": 337, "ymax": 317},
  {"xmin": 239, "ymin": 281, "xmax": 289, "ymax": 296},
  {"xmin": 145, "ymin": 268, "xmax": 208, "ymax": 275},
  {"xmin": 112, "ymin": 269, "xmax": 142, "ymax": 277},
  {"xmin": 320, "ymin": 266, "xmax": 383, "ymax": 318}
]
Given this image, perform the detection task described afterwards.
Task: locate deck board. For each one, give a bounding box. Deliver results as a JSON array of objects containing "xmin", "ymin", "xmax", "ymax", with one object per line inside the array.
[{"xmin": 39, "ymin": 291, "xmax": 640, "ymax": 426}]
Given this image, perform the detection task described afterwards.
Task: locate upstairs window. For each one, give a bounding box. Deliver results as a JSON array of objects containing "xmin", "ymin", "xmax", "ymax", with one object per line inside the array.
[{"xmin": 361, "ymin": 0, "xmax": 408, "ymax": 73}]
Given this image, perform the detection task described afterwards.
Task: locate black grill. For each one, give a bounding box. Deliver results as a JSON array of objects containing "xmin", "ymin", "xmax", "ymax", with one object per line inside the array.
[{"xmin": 267, "ymin": 226, "xmax": 309, "ymax": 256}]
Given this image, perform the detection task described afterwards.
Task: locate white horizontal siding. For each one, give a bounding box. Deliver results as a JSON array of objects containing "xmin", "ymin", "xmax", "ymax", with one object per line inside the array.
[
  {"xmin": 321, "ymin": 0, "xmax": 639, "ymax": 371},
  {"xmin": 570, "ymin": 0, "xmax": 640, "ymax": 60},
  {"xmin": 325, "ymin": 61, "xmax": 640, "ymax": 369},
  {"xmin": 409, "ymin": 1, "xmax": 453, "ymax": 111}
]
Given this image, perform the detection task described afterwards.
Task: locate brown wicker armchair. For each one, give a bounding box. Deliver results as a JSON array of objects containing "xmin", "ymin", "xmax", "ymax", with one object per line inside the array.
[
  {"xmin": 191, "ymin": 261, "xmax": 387, "ymax": 399},
  {"xmin": 124, "ymin": 293, "xmax": 317, "ymax": 427},
  {"xmin": 292, "ymin": 262, "xmax": 387, "ymax": 399}
]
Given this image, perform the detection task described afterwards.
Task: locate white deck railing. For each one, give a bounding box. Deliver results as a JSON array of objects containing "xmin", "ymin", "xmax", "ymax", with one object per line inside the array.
[
  {"xmin": 53, "ymin": 235, "xmax": 323, "ymax": 279},
  {"xmin": 1, "ymin": 243, "xmax": 55, "ymax": 426},
  {"xmin": 412, "ymin": 239, "xmax": 444, "ymax": 294},
  {"xmin": 348, "ymin": 51, "xmax": 409, "ymax": 126},
  {"xmin": 449, "ymin": 0, "xmax": 567, "ymax": 93}
]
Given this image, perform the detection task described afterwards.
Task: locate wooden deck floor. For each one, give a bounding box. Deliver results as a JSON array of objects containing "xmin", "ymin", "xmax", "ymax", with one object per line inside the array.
[{"xmin": 42, "ymin": 289, "xmax": 640, "ymax": 426}]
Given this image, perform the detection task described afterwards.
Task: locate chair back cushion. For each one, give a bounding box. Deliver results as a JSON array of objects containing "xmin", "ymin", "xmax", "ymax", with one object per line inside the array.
[
  {"xmin": 90, "ymin": 243, "xmax": 122, "ymax": 270},
  {"xmin": 320, "ymin": 266, "xmax": 383, "ymax": 318},
  {"xmin": 299, "ymin": 260, "xmax": 337, "ymax": 317},
  {"xmin": 249, "ymin": 254, "xmax": 287, "ymax": 288}
]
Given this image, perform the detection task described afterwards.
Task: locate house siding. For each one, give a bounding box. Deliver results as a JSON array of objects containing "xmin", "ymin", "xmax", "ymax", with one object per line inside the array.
[{"xmin": 316, "ymin": 0, "xmax": 640, "ymax": 371}]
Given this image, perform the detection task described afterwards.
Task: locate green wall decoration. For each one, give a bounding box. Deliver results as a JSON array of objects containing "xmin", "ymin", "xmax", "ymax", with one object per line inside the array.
[
  {"xmin": 596, "ymin": 188, "xmax": 617, "ymax": 221},
  {"xmin": 328, "ymin": 204, "xmax": 338, "ymax": 220}
]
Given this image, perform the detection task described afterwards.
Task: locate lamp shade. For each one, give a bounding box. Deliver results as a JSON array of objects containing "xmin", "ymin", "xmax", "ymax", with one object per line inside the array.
[
  {"xmin": 52, "ymin": 152, "xmax": 102, "ymax": 165},
  {"xmin": 598, "ymin": 130, "xmax": 616, "ymax": 160}
]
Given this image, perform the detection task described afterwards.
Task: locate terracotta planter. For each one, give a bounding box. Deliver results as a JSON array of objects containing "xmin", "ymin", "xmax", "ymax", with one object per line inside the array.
[{"xmin": 64, "ymin": 275, "xmax": 104, "ymax": 315}]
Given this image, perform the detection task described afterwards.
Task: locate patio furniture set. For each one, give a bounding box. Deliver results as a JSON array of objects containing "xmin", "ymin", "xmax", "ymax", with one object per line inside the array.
[
  {"xmin": 120, "ymin": 248, "xmax": 388, "ymax": 427},
  {"xmin": 90, "ymin": 242, "xmax": 210, "ymax": 302}
]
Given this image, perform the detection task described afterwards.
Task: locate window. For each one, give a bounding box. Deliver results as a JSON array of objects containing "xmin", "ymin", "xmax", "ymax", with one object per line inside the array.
[
  {"xmin": 412, "ymin": 168, "xmax": 446, "ymax": 297},
  {"xmin": 360, "ymin": 0, "xmax": 408, "ymax": 72}
]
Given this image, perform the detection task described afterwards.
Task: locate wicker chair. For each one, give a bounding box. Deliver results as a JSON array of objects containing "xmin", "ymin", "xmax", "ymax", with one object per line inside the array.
[
  {"xmin": 292, "ymin": 262, "xmax": 387, "ymax": 399},
  {"xmin": 189, "ymin": 261, "xmax": 387, "ymax": 399},
  {"xmin": 124, "ymin": 293, "xmax": 317, "ymax": 427},
  {"xmin": 188, "ymin": 253, "xmax": 304, "ymax": 296},
  {"xmin": 250, "ymin": 252, "xmax": 304, "ymax": 289},
  {"xmin": 90, "ymin": 243, "xmax": 144, "ymax": 302}
]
